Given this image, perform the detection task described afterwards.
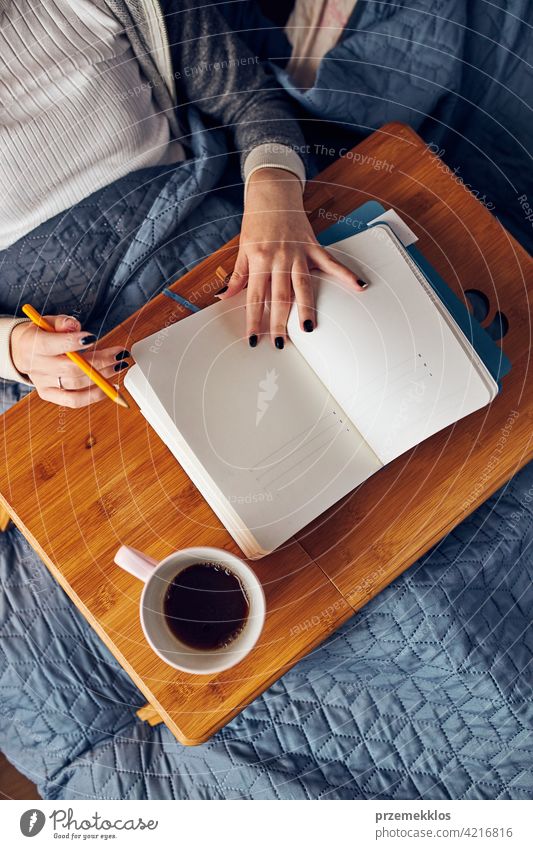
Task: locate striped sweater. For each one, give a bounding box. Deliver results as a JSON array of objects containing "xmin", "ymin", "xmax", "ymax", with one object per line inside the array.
[{"xmin": 0, "ymin": 0, "xmax": 306, "ymax": 382}]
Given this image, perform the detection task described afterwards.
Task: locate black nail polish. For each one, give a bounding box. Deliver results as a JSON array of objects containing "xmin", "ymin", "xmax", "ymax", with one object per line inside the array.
[
  {"xmin": 114, "ymin": 361, "xmax": 129, "ymax": 373},
  {"xmin": 115, "ymin": 350, "xmax": 130, "ymax": 361},
  {"xmin": 275, "ymin": 336, "xmax": 284, "ymax": 350},
  {"xmin": 303, "ymin": 319, "xmax": 314, "ymax": 333},
  {"xmin": 249, "ymin": 334, "xmax": 258, "ymax": 348},
  {"xmin": 216, "ymin": 285, "xmax": 228, "ymax": 295},
  {"xmin": 359, "ymin": 279, "xmax": 369, "ymax": 289},
  {"xmin": 81, "ymin": 334, "xmax": 97, "ymax": 345}
]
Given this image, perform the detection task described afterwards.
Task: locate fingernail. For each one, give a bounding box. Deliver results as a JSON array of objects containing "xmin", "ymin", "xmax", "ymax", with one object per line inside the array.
[
  {"xmin": 275, "ymin": 336, "xmax": 284, "ymax": 350},
  {"xmin": 114, "ymin": 361, "xmax": 129, "ymax": 372},
  {"xmin": 303, "ymin": 319, "xmax": 314, "ymax": 332},
  {"xmin": 215, "ymin": 285, "xmax": 228, "ymax": 296},
  {"xmin": 359, "ymin": 279, "xmax": 369, "ymax": 289},
  {"xmin": 66, "ymin": 317, "xmax": 79, "ymax": 329},
  {"xmin": 249, "ymin": 334, "xmax": 258, "ymax": 348},
  {"xmin": 115, "ymin": 350, "xmax": 130, "ymax": 361},
  {"xmin": 81, "ymin": 335, "xmax": 97, "ymax": 345}
]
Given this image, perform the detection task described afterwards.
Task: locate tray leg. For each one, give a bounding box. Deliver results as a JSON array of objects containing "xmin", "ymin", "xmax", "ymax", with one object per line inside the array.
[
  {"xmin": 0, "ymin": 504, "xmax": 11, "ymax": 533},
  {"xmin": 136, "ymin": 703, "xmax": 164, "ymax": 726}
]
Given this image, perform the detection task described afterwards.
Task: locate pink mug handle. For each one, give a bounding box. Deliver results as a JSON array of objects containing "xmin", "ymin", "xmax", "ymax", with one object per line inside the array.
[{"xmin": 114, "ymin": 545, "xmax": 158, "ymax": 583}]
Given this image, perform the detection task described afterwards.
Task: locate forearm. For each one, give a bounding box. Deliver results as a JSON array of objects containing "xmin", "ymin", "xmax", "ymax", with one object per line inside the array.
[{"xmin": 173, "ymin": 0, "xmax": 307, "ymax": 178}]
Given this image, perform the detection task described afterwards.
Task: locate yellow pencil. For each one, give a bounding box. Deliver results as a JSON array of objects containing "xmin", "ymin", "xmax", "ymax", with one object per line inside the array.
[{"xmin": 22, "ymin": 304, "xmax": 130, "ymax": 409}]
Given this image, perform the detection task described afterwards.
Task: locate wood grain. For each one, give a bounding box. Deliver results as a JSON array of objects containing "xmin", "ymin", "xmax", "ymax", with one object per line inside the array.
[
  {"xmin": 0, "ymin": 504, "xmax": 10, "ymax": 532},
  {"xmin": 136, "ymin": 704, "xmax": 163, "ymax": 726},
  {"xmin": 293, "ymin": 124, "xmax": 533, "ymax": 604},
  {"xmin": 0, "ymin": 123, "xmax": 531, "ymax": 744},
  {"xmin": 0, "ymin": 754, "xmax": 40, "ymax": 800}
]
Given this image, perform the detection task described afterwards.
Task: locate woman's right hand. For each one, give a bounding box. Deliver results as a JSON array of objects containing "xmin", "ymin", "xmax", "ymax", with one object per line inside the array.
[{"xmin": 10, "ymin": 314, "xmax": 131, "ymax": 407}]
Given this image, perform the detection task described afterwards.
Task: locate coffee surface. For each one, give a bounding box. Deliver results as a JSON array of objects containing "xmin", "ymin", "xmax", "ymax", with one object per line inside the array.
[{"xmin": 163, "ymin": 563, "xmax": 249, "ymax": 650}]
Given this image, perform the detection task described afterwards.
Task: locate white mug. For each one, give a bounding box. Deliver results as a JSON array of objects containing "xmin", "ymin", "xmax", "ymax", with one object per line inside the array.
[{"xmin": 114, "ymin": 545, "xmax": 266, "ymax": 675}]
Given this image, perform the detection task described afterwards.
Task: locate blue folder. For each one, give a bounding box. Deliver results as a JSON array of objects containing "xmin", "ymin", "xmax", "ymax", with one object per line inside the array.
[{"xmin": 317, "ymin": 201, "xmax": 511, "ymax": 388}]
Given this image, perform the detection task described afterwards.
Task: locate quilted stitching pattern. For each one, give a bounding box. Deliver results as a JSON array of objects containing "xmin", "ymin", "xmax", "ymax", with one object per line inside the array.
[
  {"xmin": 0, "ymin": 169, "xmax": 170, "ymax": 324},
  {"xmin": 0, "ymin": 108, "xmax": 241, "ymax": 333},
  {"xmin": 0, "ymin": 461, "xmax": 531, "ymax": 800},
  {"xmin": 1, "ymin": 2, "xmax": 532, "ymax": 796},
  {"xmin": 263, "ymin": 0, "xmax": 533, "ymax": 253}
]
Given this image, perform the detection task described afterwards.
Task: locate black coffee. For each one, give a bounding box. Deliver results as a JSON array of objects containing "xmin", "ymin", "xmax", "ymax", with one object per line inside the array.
[{"xmin": 163, "ymin": 563, "xmax": 249, "ymax": 650}]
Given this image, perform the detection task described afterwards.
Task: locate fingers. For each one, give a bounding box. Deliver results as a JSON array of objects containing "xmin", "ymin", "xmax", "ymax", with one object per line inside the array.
[
  {"xmin": 269, "ymin": 267, "xmax": 292, "ymax": 348},
  {"xmin": 58, "ymin": 360, "xmax": 130, "ymax": 391},
  {"xmin": 232, "ymin": 244, "xmax": 366, "ymax": 353},
  {"xmin": 217, "ymin": 252, "xmax": 248, "ymax": 300},
  {"xmin": 32, "ymin": 318, "xmax": 99, "ymax": 357},
  {"xmin": 35, "ymin": 384, "xmax": 108, "ymax": 408},
  {"xmin": 292, "ymin": 257, "xmax": 316, "ymax": 332},
  {"xmin": 309, "ymin": 246, "xmax": 366, "ymax": 290},
  {"xmin": 246, "ymin": 269, "xmax": 270, "ymax": 345},
  {"xmin": 28, "ymin": 343, "xmax": 131, "ymax": 404},
  {"xmin": 46, "ymin": 314, "xmax": 81, "ymax": 333},
  {"xmin": 85, "ymin": 346, "xmax": 130, "ymax": 372},
  {"xmin": 11, "ymin": 315, "xmax": 87, "ymax": 374},
  {"xmin": 30, "ymin": 346, "xmax": 130, "ymax": 379}
]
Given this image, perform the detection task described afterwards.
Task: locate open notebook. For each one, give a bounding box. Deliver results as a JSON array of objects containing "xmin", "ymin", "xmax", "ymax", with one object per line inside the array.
[{"xmin": 126, "ymin": 224, "xmax": 498, "ymax": 558}]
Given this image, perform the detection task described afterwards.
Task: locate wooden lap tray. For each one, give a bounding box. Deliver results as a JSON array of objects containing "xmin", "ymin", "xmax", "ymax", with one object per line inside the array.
[{"xmin": 1, "ymin": 123, "xmax": 531, "ymax": 745}]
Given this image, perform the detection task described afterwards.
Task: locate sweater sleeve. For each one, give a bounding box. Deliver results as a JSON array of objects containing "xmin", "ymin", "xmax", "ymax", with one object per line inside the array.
[
  {"xmin": 172, "ymin": 0, "xmax": 307, "ymax": 181},
  {"xmin": 0, "ymin": 317, "xmax": 33, "ymax": 384}
]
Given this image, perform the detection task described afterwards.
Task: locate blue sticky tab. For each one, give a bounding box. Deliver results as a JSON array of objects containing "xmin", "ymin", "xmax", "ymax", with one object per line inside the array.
[
  {"xmin": 162, "ymin": 288, "xmax": 201, "ymax": 313},
  {"xmin": 318, "ymin": 201, "xmax": 385, "ymax": 245}
]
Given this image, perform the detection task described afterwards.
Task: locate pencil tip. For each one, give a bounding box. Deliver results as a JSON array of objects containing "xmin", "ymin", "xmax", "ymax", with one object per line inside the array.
[{"xmin": 116, "ymin": 395, "xmax": 130, "ymax": 409}]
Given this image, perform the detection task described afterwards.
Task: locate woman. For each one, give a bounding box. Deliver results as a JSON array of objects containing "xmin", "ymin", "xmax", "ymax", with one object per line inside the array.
[{"xmin": 0, "ymin": 0, "xmax": 363, "ymax": 407}]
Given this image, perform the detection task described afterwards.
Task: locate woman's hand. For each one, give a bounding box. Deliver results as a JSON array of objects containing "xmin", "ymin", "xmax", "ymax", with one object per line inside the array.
[
  {"xmin": 10, "ymin": 314, "xmax": 131, "ymax": 407},
  {"xmin": 218, "ymin": 168, "xmax": 365, "ymax": 348}
]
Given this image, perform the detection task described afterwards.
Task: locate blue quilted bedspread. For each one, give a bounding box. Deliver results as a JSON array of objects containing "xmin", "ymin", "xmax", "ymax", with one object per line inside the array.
[
  {"xmin": 1, "ymin": 0, "xmax": 532, "ymax": 800},
  {"xmin": 226, "ymin": 0, "xmax": 533, "ymax": 254},
  {"xmin": 1, "ymin": 462, "xmax": 532, "ymax": 799}
]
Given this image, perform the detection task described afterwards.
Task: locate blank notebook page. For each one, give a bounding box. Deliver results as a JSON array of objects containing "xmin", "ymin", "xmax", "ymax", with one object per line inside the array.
[
  {"xmin": 288, "ymin": 226, "xmax": 497, "ymax": 464},
  {"xmin": 129, "ymin": 291, "xmax": 381, "ymax": 554}
]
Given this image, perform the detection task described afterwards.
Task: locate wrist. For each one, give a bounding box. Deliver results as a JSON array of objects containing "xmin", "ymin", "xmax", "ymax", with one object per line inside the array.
[
  {"xmin": 243, "ymin": 144, "xmax": 306, "ymax": 192},
  {"xmin": 247, "ymin": 168, "xmax": 302, "ymax": 197},
  {"xmin": 245, "ymin": 168, "xmax": 304, "ymax": 211},
  {"xmin": 248, "ymin": 167, "xmax": 301, "ymax": 186},
  {"xmin": 10, "ymin": 321, "xmax": 30, "ymax": 375}
]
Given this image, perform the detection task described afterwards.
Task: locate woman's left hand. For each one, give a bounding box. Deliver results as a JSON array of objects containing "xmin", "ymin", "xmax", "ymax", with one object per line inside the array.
[{"xmin": 217, "ymin": 168, "xmax": 365, "ymax": 348}]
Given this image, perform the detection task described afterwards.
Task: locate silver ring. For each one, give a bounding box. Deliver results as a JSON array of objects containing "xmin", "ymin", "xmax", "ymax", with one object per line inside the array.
[{"xmin": 57, "ymin": 376, "xmax": 64, "ymax": 390}]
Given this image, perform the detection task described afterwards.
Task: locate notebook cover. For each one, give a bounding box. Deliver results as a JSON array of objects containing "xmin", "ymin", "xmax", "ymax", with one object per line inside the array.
[{"xmin": 317, "ymin": 201, "xmax": 511, "ymax": 387}]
